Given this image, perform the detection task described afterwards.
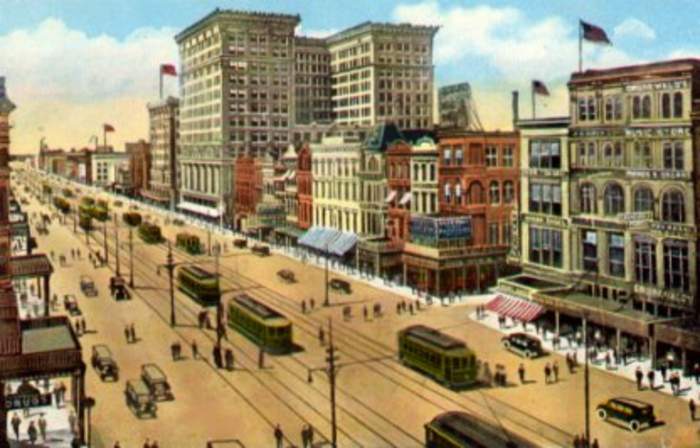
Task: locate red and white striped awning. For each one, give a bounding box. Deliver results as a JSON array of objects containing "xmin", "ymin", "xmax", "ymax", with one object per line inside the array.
[{"xmin": 485, "ymin": 294, "xmax": 544, "ymax": 322}]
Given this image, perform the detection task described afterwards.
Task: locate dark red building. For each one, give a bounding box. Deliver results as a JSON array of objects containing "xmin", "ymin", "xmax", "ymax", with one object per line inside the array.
[
  {"xmin": 386, "ymin": 140, "xmax": 412, "ymax": 243},
  {"xmin": 233, "ymin": 156, "xmax": 260, "ymax": 229},
  {"xmin": 296, "ymin": 144, "xmax": 313, "ymax": 230},
  {"xmin": 126, "ymin": 140, "xmax": 151, "ymax": 196}
]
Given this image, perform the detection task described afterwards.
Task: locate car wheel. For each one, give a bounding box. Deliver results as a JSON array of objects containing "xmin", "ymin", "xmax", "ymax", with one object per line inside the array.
[
  {"xmin": 629, "ymin": 420, "xmax": 641, "ymax": 432},
  {"xmin": 525, "ymin": 351, "xmax": 535, "ymax": 359},
  {"xmin": 596, "ymin": 409, "xmax": 607, "ymax": 420},
  {"xmin": 502, "ymin": 340, "xmax": 511, "ymax": 349}
]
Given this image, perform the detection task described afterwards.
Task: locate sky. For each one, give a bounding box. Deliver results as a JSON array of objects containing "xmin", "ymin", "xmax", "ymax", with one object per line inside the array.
[{"xmin": 0, "ymin": 0, "xmax": 695, "ymax": 153}]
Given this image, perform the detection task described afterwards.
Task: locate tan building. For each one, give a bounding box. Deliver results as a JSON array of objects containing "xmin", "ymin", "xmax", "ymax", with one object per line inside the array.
[
  {"xmin": 144, "ymin": 96, "xmax": 179, "ymax": 209},
  {"xmin": 294, "ymin": 37, "xmax": 332, "ymax": 125},
  {"xmin": 326, "ymin": 22, "xmax": 438, "ymax": 129}
]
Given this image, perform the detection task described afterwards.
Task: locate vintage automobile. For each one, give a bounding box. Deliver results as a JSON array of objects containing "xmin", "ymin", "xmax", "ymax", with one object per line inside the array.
[
  {"xmin": 276, "ymin": 269, "xmax": 295, "ymax": 283},
  {"xmin": 233, "ymin": 238, "xmax": 248, "ymax": 249},
  {"xmin": 251, "ymin": 244, "xmax": 270, "ymax": 256},
  {"xmin": 597, "ymin": 397, "xmax": 657, "ymax": 432},
  {"xmin": 329, "ymin": 278, "xmax": 352, "ymax": 294},
  {"xmin": 63, "ymin": 294, "xmax": 81, "ymax": 316},
  {"xmin": 80, "ymin": 275, "xmax": 98, "ymax": 297},
  {"xmin": 91, "ymin": 344, "xmax": 119, "ymax": 382},
  {"xmin": 109, "ymin": 276, "xmax": 130, "ymax": 301},
  {"xmin": 125, "ymin": 379, "xmax": 157, "ymax": 418},
  {"xmin": 501, "ymin": 333, "xmax": 545, "ymax": 359},
  {"xmin": 141, "ymin": 363, "xmax": 174, "ymax": 401}
]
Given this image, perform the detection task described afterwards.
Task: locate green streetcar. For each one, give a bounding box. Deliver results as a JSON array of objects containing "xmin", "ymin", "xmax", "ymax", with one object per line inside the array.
[
  {"xmin": 398, "ymin": 325, "xmax": 478, "ymax": 389},
  {"xmin": 177, "ymin": 266, "xmax": 220, "ymax": 306},
  {"xmin": 425, "ymin": 411, "xmax": 539, "ymax": 448},
  {"xmin": 228, "ymin": 294, "xmax": 293, "ymax": 354}
]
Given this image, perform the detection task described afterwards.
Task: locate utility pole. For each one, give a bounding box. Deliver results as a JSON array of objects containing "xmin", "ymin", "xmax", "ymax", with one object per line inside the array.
[
  {"xmin": 128, "ymin": 227, "xmax": 134, "ymax": 288},
  {"xmin": 157, "ymin": 242, "xmax": 177, "ymax": 327},
  {"xmin": 307, "ymin": 318, "xmax": 339, "ymax": 448},
  {"xmin": 324, "ymin": 243, "xmax": 330, "ymax": 307},
  {"xmin": 114, "ymin": 214, "xmax": 120, "ymax": 276},
  {"xmin": 102, "ymin": 220, "xmax": 108, "ymax": 264},
  {"xmin": 583, "ymin": 313, "xmax": 591, "ymax": 447}
]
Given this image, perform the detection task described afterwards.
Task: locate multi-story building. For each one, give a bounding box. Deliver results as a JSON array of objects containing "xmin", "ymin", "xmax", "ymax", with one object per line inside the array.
[
  {"xmin": 91, "ymin": 151, "xmax": 129, "ymax": 188},
  {"xmin": 326, "ymin": 22, "xmax": 438, "ymax": 129},
  {"xmin": 233, "ymin": 156, "xmax": 260, "ymax": 229},
  {"xmin": 294, "ymin": 37, "xmax": 332, "ymax": 125},
  {"xmin": 144, "ymin": 96, "xmax": 179, "ymax": 209},
  {"xmin": 126, "ymin": 140, "xmax": 151, "ymax": 197},
  {"xmin": 176, "ymin": 9, "xmax": 299, "ymax": 222},
  {"xmin": 500, "ymin": 59, "xmax": 700, "ymax": 371},
  {"xmin": 65, "ymin": 148, "xmax": 91, "ymax": 184},
  {"xmin": 409, "ymin": 136, "xmax": 439, "ymax": 216},
  {"xmin": 296, "ymin": 143, "xmax": 313, "ymax": 230},
  {"xmin": 272, "ymin": 144, "xmax": 302, "ymax": 247},
  {"xmin": 386, "ymin": 140, "xmax": 413, "ymax": 244}
]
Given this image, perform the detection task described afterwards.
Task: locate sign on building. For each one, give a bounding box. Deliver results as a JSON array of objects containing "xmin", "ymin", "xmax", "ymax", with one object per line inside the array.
[
  {"xmin": 439, "ymin": 82, "xmax": 473, "ymax": 129},
  {"xmin": 410, "ymin": 215, "xmax": 472, "ymax": 245}
]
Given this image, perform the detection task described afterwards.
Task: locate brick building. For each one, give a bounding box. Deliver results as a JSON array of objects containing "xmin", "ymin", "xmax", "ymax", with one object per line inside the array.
[
  {"xmin": 126, "ymin": 139, "xmax": 151, "ymax": 197},
  {"xmin": 296, "ymin": 143, "xmax": 313, "ymax": 229},
  {"xmin": 233, "ymin": 156, "xmax": 261, "ymax": 228}
]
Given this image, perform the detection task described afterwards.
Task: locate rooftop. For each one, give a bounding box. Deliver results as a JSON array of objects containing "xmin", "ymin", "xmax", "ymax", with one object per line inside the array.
[
  {"xmin": 326, "ymin": 21, "xmax": 439, "ymax": 44},
  {"xmin": 516, "ymin": 116, "xmax": 571, "ymax": 129},
  {"xmin": 570, "ymin": 58, "xmax": 700, "ymax": 85},
  {"xmin": 0, "ymin": 76, "xmax": 16, "ymax": 115},
  {"xmin": 403, "ymin": 324, "xmax": 465, "ymax": 350},
  {"xmin": 176, "ymin": 8, "xmax": 301, "ymax": 43},
  {"xmin": 22, "ymin": 324, "xmax": 76, "ymax": 354}
]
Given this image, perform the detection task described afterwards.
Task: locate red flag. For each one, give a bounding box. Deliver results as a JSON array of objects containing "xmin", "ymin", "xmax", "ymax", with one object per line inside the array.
[
  {"xmin": 103, "ymin": 124, "xmax": 115, "ymax": 133},
  {"xmin": 160, "ymin": 64, "xmax": 177, "ymax": 76},
  {"xmin": 532, "ymin": 80, "xmax": 550, "ymax": 96},
  {"xmin": 580, "ymin": 20, "xmax": 612, "ymax": 45}
]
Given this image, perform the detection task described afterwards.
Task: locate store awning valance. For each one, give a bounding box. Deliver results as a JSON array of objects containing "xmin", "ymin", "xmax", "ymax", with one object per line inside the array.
[
  {"xmin": 177, "ymin": 201, "xmax": 221, "ymax": 218},
  {"xmin": 329, "ymin": 233, "xmax": 358, "ymax": 256},
  {"xmin": 486, "ymin": 294, "xmax": 544, "ymax": 323},
  {"xmin": 299, "ymin": 227, "xmax": 357, "ymax": 255},
  {"xmin": 385, "ymin": 191, "xmax": 397, "ymax": 203},
  {"xmin": 399, "ymin": 192, "xmax": 411, "ymax": 205}
]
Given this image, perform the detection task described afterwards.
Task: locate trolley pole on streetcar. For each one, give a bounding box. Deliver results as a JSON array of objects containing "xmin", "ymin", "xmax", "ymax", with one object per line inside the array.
[
  {"xmin": 128, "ymin": 228, "xmax": 134, "ymax": 288},
  {"xmin": 157, "ymin": 242, "xmax": 177, "ymax": 327},
  {"xmin": 214, "ymin": 242, "xmax": 224, "ymax": 347},
  {"xmin": 114, "ymin": 213, "xmax": 120, "ymax": 276},
  {"xmin": 324, "ymin": 243, "xmax": 330, "ymax": 307},
  {"xmin": 307, "ymin": 318, "xmax": 338, "ymax": 448},
  {"xmin": 102, "ymin": 220, "xmax": 109, "ymax": 265}
]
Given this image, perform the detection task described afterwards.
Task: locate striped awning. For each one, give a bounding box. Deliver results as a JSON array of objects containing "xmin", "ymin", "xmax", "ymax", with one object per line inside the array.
[{"xmin": 485, "ymin": 294, "xmax": 544, "ymax": 323}]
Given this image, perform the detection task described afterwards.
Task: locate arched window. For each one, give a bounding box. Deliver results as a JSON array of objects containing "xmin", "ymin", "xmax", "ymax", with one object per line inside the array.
[
  {"xmin": 632, "ymin": 96, "xmax": 641, "ymax": 119},
  {"xmin": 489, "ymin": 181, "xmax": 500, "ymax": 204},
  {"xmin": 454, "ymin": 183, "xmax": 462, "ymax": 202},
  {"xmin": 503, "ymin": 181, "xmax": 514, "ymax": 203},
  {"xmin": 673, "ymin": 92, "xmax": 683, "ymax": 118},
  {"xmin": 642, "ymin": 95, "xmax": 652, "ymax": 118},
  {"xmin": 662, "ymin": 189, "xmax": 685, "ymax": 223},
  {"xmin": 443, "ymin": 183, "xmax": 451, "ymax": 202},
  {"xmin": 604, "ymin": 183, "xmax": 625, "ymax": 215},
  {"xmin": 661, "ymin": 93, "xmax": 671, "ymax": 118},
  {"xmin": 634, "ymin": 187, "xmax": 654, "ymax": 213},
  {"xmin": 467, "ymin": 182, "xmax": 483, "ymax": 204},
  {"xmin": 587, "ymin": 97, "xmax": 597, "ymax": 120},
  {"xmin": 580, "ymin": 184, "xmax": 596, "ymax": 213},
  {"xmin": 368, "ymin": 157, "xmax": 378, "ymax": 172},
  {"xmin": 420, "ymin": 164, "xmax": 426, "ymax": 181},
  {"xmin": 603, "ymin": 143, "xmax": 613, "ymax": 165}
]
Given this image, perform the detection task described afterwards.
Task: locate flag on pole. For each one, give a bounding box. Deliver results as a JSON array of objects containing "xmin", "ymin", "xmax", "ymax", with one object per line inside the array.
[
  {"xmin": 160, "ymin": 64, "xmax": 177, "ymax": 76},
  {"xmin": 532, "ymin": 80, "xmax": 550, "ymax": 96},
  {"xmin": 103, "ymin": 124, "xmax": 115, "ymax": 133},
  {"xmin": 580, "ymin": 20, "xmax": 612, "ymax": 45}
]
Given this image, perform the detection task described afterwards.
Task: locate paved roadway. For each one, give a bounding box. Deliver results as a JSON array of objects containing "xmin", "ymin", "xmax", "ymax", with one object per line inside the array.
[{"xmin": 14, "ymin": 169, "xmax": 700, "ymax": 447}]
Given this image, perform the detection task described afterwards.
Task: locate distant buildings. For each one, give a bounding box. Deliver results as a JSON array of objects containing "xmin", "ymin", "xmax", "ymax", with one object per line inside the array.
[
  {"xmin": 144, "ymin": 96, "xmax": 179, "ymax": 208},
  {"xmin": 125, "ymin": 139, "xmax": 151, "ymax": 196},
  {"xmin": 91, "ymin": 150, "xmax": 129, "ymax": 189}
]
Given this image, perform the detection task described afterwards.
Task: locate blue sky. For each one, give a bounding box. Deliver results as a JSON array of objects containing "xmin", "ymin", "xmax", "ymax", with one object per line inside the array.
[{"xmin": 0, "ymin": 0, "xmax": 697, "ymax": 152}]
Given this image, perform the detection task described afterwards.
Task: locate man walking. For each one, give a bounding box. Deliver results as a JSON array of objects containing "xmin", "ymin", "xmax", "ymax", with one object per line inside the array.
[
  {"xmin": 518, "ymin": 363, "xmax": 526, "ymax": 384},
  {"xmin": 660, "ymin": 362, "xmax": 668, "ymax": 382},
  {"xmin": 274, "ymin": 424, "xmax": 284, "ymax": 448},
  {"xmin": 635, "ymin": 366, "xmax": 643, "ymax": 390},
  {"xmin": 28, "ymin": 420, "xmax": 38, "ymax": 446},
  {"xmin": 258, "ymin": 348, "xmax": 265, "ymax": 369},
  {"xmin": 124, "ymin": 324, "xmax": 131, "ymax": 344},
  {"xmin": 11, "ymin": 412, "xmax": 21, "ymax": 441},
  {"xmin": 38, "ymin": 414, "xmax": 47, "ymax": 442},
  {"xmin": 690, "ymin": 398, "xmax": 696, "ymax": 421},
  {"xmin": 544, "ymin": 363, "xmax": 552, "ymax": 385},
  {"xmin": 552, "ymin": 360, "xmax": 560, "ymax": 383},
  {"xmin": 191, "ymin": 340, "xmax": 199, "ymax": 360},
  {"xmin": 647, "ymin": 369, "xmax": 655, "ymax": 390},
  {"xmin": 129, "ymin": 323, "xmax": 136, "ymax": 343}
]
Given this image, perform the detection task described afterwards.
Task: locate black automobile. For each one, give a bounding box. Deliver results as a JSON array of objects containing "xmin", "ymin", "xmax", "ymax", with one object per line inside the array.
[
  {"xmin": 597, "ymin": 397, "xmax": 656, "ymax": 432},
  {"xmin": 329, "ymin": 278, "xmax": 351, "ymax": 294},
  {"xmin": 233, "ymin": 239, "xmax": 247, "ymax": 249},
  {"xmin": 91, "ymin": 344, "xmax": 119, "ymax": 382},
  {"xmin": 251, "ymin": 244, "xmax": 270, "ymax": 256},
  {"xmin": 501, "ymin": 332, "xmax": 544, "ymax": 359}
]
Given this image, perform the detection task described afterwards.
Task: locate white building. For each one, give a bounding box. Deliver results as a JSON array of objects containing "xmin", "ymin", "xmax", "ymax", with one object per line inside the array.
[{"xmin": 91, "ymin": 151, "xmax": 129, "ymax": 188}]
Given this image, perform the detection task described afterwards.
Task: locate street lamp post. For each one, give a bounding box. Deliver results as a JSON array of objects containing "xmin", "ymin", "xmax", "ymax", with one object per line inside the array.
[
  {"xmin": 114, "ymin": 214, "xmax": 120, "ymax": 276},
  {"xmin": 324, "ymin": 243, "xmax": 330, "ymax": 307},
  {"xmin": 157, "ymin": 242, "xmax": 177, "ymax": 327},
  {"xmin": 84, "ymin": 396, "xmax": 96, "ymax": 448},
  {"xmin": 128, "ymin": 227, "xmax": 134, "ymax": 288},
  {"xmin": 583, "ymin": 312, "xmax": 591, "ymax": 447},
  {"xmin": 308, "ymin": 318, "xmax": 339, "ymax": 448},
  {"xmin": 102, "ymin": 220, "xmax": 108, "ymax": 264}
]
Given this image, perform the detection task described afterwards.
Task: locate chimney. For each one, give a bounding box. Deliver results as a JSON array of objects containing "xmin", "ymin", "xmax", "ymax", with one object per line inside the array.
[{"xmin": 511, "ymin": 91, "xmax": 519, "ymax": 129}]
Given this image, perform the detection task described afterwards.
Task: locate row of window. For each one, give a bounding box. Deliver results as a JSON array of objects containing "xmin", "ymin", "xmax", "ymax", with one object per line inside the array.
[
  {"xmin": 443, "ymin": 181, "xmax": 515, "ymax": 205},
  {"xmin": 576, "ymin": 141, "xmax": 684, "ymax": 170},
  {"xmin": 442, "ymin": 145, "xmax": 515, "ymax": 167},
  {"xmin": 579, "ymin": 183, "xmax": 685, "ymax": 222},
  {"xmin": 576, "ymin": 91, "xmax": 683, "ymax": 122}
]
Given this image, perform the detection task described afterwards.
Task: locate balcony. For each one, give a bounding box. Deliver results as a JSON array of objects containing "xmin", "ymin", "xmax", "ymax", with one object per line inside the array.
[{"xmin": 358, "ymin": 238, "xmax": 403, "ymax": 254}]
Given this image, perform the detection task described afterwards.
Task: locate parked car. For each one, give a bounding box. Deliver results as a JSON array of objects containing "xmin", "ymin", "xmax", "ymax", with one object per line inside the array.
[
  {"xmin": 110, "ymin": 276, "xmax": 130, "ymax": 301},
  {"xmin": 501, "ymin": 332, "xmax": 544, "ymax": 359},
  {"xmin": 251, "ymin": 244, "xmax": 270, "ymax": 256},
  {"xmin": 329, "ymin": 278, "xmax": 351, "ymax": 294},
  {"xmin": 63, "ymin": 294, "xmax": 81, "ymax": 316},
  {"xmin": 277, "ymin": 269, "xmax": 295, "ymax": 283},
  {"xmin": 80, "ymin": 275, "xmax": 98, "ymax": 297},
  {"xmin": 91, "ymin": 344, "xmax": 119, "ymax": 382},
  {"xmin": 141, "ymin": 363, "xmax": 173, "ymax": 401},
  {"xmin": 125, "ymin": 379, "xmax": 157, "ymax": 418},
  {"xmin": 597, "ymin": 397, "xmax": 656, "ymax": 432},
  {"xmin": 233, "ymin": 239, "xmax": 247, "ymax": 249}
]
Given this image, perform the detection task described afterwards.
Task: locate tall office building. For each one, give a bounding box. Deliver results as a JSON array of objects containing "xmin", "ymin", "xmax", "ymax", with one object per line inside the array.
[
  {"xmin": 144, "ymin": 96, "xmax": 179, "ymax": 209},
  {"xmin": 326, "ymin": 22, "xmax": 438, "ymax": 129},
  {"xmin": 175, "ymin": 9, "xmax": 300, "ymax": 221},
  {"xmin": 294, "ymin": 36, "xmax": 332, "ymax": 124}
]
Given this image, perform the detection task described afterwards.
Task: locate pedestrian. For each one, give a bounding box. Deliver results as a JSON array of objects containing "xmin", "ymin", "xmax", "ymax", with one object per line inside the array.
[
  {"xmin": 553, "ymin": 335, "xmax": 560, "ymax": 350},
  {"xmin": 591, "ymin": 438, "xmax": 599, "ymax": 448},
  {"xmin": 363, "ymin": 305, "xmax": 368, "ymax": 321},
  {"xmin": 694, "ymin": 363, "xmax": 700, "ymax": 384},
  {"xmin": 647, "ymin": 369, "xmax": 655, "ymax": 390},
  {"xmin": 660, "ymin": 362, "xmax": 668, "ymax": 382},
  {"xmin": 38, "ymin": 414, "xmax": 47, "ymax": 441},
  {"xmin": 143, "ymin": 439, "xmax": 150, "ymax": 448},
  {"xmin": 635, "ymin": 366, "xmax": 643, "ymax": 390},
  {"xmin": 151, "ymin": 440, "xmax": 159, "ymax": 448},
  {"xmin": 60, "ymin": 382, "xmax": 67, "ymax": 406},
  {"xmin": 225, "ymin": 348, "xmax": 234, "ymax": 371},
  {"xmin": 604, "ymin": 352, "xmax": 611, "ymax": 369},
  {"xmin": 409, "ymin": 303, "xmax": 414, "ymax": 315},
  {"xmin": 672, "ymin": 372, "xmax": 681, "ymax": 395},
  {"xmin": 544, "ymin": 363, "xmax": 552, "ymax": 384},
  {"xmin": 553, "ymin": 361, "xmax": 560, "ymax": 383},
  {"xmin": 124, "ymin": 325, "xmax": 131, "ymax": 344},
  {"xmin": 308, "ymin": 424, "xmax": 315, "ymax": 447},
  {"xmin": 259, "ymin": 348, "xmax": 265, "ymax": 369},
  {"xmin": 301, "ymin": 424, "xmax": 309, "ymax": 448},
  {"xmin": 319, "ymin": 326, "xmax": 325, "ymax": 346},
  {"xmin": 213, "ymin": 345, "xmax": 222, "ymax": 369},
  {"xmin": 274, "ymin": 424, "xmax": 284, "ymax": 448},
  {"xmin": 690, "ymin": 398, "xmax": 696, "ymax": 421},
  {"xmin": 573, "ymin": 434, "xmax": 581, "ymax": 448},
  {"xmin": 396, "ymin": 303, "xmax": 401, "ymax": 315},
  {"xmin": 518, "ymin": 363, "xmax": 525, "ymax": 384},
  {"xmin": 301, "ymin": 300, "xmax": 307, "ymax": 314},
  {"xmin": 191, "ymin": 340, "xmax": 199, "ymax": 360},
  {"xmin": 76, "ymin": 249, "xmax": 81, "ymax": 258},
  {"xmin": 53, "ymin": 383, "xmax": 61, "ymax": 407},
  {"xmin": 11, "ymin": 412, "xmax": 21, "ymax": 440},
  {"xmin": 130, "ymin": 323, "xmax": 136, "ymax": 342},
  {"xmin": 82, "ymin": 318, "xmax": 87, "ymax": 334},
  {"xmin": 565, "ymin": 353, "xmax": 572, "ymax": 373},
  {"xmin": 28, "ymin": 420, "xmax": 38, "ymax": 445},
  {"xmin": 114, "ymin": 442, "xmax": 122, "ymax": 448}
]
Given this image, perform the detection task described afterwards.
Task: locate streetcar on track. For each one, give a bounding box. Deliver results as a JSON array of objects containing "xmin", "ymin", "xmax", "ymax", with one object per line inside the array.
[
  {"xmin": 227, "ymin": 293, "xmax": 293, "ymax": 354},
  {"xmin": 398, "ymin": 325, "xmax": 479, "ymax": 389},
  {"xmin": 425, "ymin": 411, "xmax": 539, "ymax": 448},
  {"xmin": 176, "ymin": 266, "xmax": 221, "ymax": 306}
]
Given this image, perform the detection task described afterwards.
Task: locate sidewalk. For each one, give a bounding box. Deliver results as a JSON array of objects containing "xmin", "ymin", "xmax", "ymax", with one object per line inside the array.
[{"xmin": 472, "ymin": 304, "xmax": 700, "ymax": 404}]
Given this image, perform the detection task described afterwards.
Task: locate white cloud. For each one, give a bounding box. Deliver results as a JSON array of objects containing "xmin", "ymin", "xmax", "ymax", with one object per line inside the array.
[
  {"xmin": 295, "ymin": 25, "xmax": 338, "ymax": 39},
  {"xmin": 393, "ymin": 1, "xmax": 638, "ymax": 82},
  {"xmin": 614, "ymin": 18, "xmax": 656, "ymax": 41},
  {"xmin": 0, "ymin": 18, "xmax": 178, "ymax": 152}
]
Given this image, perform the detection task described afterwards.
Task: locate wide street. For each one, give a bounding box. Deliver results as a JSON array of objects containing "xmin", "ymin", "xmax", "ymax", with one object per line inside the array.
[{"xmin": 15, "ymin": 168, "xmax": 700, "ymax": 447}]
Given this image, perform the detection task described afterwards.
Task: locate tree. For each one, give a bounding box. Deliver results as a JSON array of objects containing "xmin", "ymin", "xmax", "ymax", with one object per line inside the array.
[
  {"xmin": 138, "ymin": 222, "xmax": 164, "ymax": 244},
  {"xmin": 53, "ymin": 197, "xmax": 71, "ymax": 224},
  {"xmin": 122, "ymin": 212, "xmax": 142, "ymax": 228},
  {"xmin": 62, "ymin": 188, "xmax": 73, "ymax": 198}
]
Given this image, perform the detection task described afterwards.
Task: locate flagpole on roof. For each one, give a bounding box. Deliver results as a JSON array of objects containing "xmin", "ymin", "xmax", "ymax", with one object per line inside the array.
[
  {"xmin": 531, "ymin": 83, "xmax": 536, "ymax": 119},
  {"xmin": 159, "ymin": 66, "xmax": 163, "ymax": 101},
  {"xmin": 578, "ymin": 20, "xmax": 583, "ymax": 73}
]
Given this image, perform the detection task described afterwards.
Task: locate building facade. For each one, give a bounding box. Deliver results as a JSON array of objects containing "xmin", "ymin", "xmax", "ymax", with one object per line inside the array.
[
  {"xmin": 296, "ymin": 143, "xmax": 313, "ymax": 229},
  {"xmin": 91, "ymin": 151, "xmax": 129, "ymax": 188},
  {"xmin": 409, "ymin": 136, "xmax": 439, "ymax": 216},
  {"xmin": 326, "ymin": 22, "xmax": 438, "ymax": 129},
  {"xmin": 294, "ymin": 37, "xmax": 332, "ymax": 125},
  {"xmin": 233, "ymin": 156, "xmax": 260, "ymax": 228},
  {"xmin": 145, "ymin": 96, "xmax": 179, "ymax": 208},
  {"xmin": 126, "ymin": 140, "xmax": 151, "ymax": 197}
]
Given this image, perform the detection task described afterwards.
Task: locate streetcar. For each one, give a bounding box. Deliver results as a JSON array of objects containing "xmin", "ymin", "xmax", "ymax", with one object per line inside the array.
[
  {"xmin": 398, "ymin": 325, "xmax": 479, "ymax": 389},
  {"xmin": 176, "ymin": 266, "xmax": 221, "ymax": 306},
  {"xmin": 425, "ymin": 411, "xmax": 539, "ymax": 448},
  {"xmin": 227, "ymin": 293, "xmax": 293, "ymax": 354}
]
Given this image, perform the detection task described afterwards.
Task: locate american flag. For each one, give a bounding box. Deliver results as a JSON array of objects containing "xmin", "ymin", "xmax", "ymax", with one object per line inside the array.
[
  {"xmin": 532, "ymin": 80, "xmax": 550, "ymax": 96},
  {"xmin": 580, "ymin": 20, "xmax": 612, "ymax": 45}
]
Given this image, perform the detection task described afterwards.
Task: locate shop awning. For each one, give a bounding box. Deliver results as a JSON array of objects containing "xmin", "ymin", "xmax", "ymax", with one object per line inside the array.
[
  {"xmin": 385, "ymin": 191, "xmax": 397, "ymax": 203},
  {"xmin": 486, "ymin": 294, "xmax": 544, "ymax": 322},
  {"xmin": 399, "ymin": 192, "xmax": 411, "ymax": 205},
  {"xmin": 329, "ymin": 232, "xmax": 358, "ymax": 256},
  {"xmin": 298, "ymin": 227, "xmax": 345, "ymax": 253},
  {"xmin": 177, "ymin": 201, "xmax": 221, "ymax": 218}
]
